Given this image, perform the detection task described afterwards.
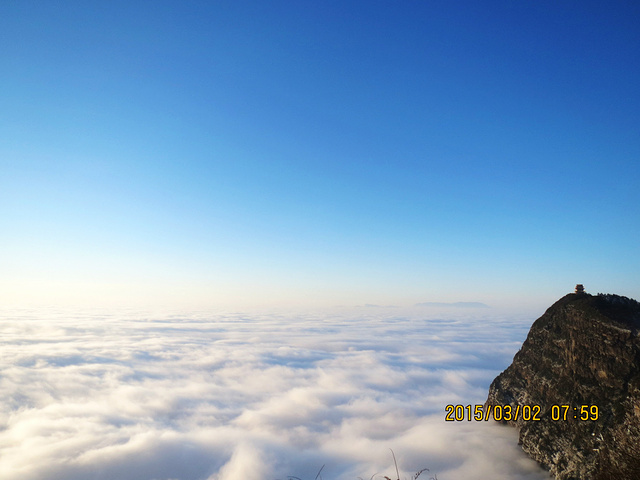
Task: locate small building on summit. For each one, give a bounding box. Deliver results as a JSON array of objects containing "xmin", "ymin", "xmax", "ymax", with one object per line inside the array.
[{"xmin": 575, "ymin": 284, "xmax": 585, "ymax": 294}]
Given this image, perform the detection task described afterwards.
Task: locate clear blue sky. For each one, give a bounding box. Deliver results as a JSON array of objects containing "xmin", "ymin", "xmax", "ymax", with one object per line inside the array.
[{"xmin": 2, "ymin": 1, "xmax": 639, "ymax": 310}]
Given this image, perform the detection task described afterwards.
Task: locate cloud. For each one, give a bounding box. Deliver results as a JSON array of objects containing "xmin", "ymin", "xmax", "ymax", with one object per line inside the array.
[
  {"xmin": 0, "ymin": 308, "xmax": 546, "ymax": 480},
  {"xmin": 210, "ymin": 443, "xmax": 272, "ymax": 480}
]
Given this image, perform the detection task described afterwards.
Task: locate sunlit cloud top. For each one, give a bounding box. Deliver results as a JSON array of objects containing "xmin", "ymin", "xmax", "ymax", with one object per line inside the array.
[{"xmin": 0, "ymin": 307, "xmax": 549, "ymax": 480}]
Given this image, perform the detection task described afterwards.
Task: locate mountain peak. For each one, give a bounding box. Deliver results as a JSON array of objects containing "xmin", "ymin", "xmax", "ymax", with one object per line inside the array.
[{"xmin": 486, "ymin": 292, "xmax": 640, "ymax": 479}]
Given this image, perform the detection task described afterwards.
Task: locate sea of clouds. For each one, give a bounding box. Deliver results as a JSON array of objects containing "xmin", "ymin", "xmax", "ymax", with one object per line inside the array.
[{"xmin": 0, "ymin": 307, "xmax": 550, "ymax": 480}]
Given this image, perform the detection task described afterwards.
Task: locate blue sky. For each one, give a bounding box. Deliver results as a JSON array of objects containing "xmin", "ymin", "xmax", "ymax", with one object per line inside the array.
[{"xmin": 2, "ymin": 1, "xmax": 639, "ymax": 309}]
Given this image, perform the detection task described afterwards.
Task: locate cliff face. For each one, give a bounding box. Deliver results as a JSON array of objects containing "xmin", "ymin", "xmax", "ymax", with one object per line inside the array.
[{"xmin": 486, "ymin": 293, "xmax": 640, "ymax": 480}]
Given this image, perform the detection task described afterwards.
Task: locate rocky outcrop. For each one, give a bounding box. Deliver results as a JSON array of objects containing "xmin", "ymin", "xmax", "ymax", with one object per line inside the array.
[{"xmin": 485, "ymin": 292, "xmax": 640, "ymax": 480}]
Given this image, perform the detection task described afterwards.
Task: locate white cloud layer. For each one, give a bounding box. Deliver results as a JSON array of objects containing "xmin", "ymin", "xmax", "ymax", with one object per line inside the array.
[{"xmin": 0, "ymin": 308, "xmax": 549, "ymax": 480}]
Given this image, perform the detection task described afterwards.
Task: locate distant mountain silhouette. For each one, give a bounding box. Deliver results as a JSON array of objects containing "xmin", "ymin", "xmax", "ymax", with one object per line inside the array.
[{"xmin": 415, "ymin": 301, "xmax": 489, "ymax": 308}]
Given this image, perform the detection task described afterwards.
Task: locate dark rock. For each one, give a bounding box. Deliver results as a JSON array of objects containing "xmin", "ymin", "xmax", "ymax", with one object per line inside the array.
[{"xmin": 485, "ymin": 293, "xmax": 640, "ymax": 480}]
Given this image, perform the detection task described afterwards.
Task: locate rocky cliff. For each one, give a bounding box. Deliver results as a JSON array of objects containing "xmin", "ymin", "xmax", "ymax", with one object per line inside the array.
[{"xmin": 485, "ymin": 292, "xmax": 640, "ymax": 480}]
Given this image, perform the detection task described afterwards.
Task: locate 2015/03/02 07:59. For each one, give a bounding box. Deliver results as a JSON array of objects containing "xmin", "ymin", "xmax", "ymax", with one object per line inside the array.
[{"xmin": 444, "ymin": 404, "xmax": 599, "ymax": 422}]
